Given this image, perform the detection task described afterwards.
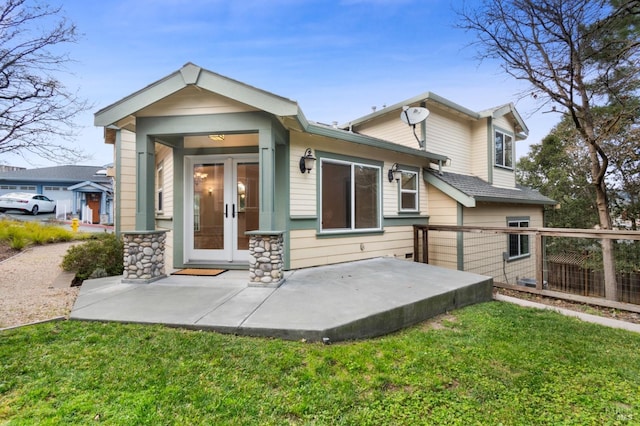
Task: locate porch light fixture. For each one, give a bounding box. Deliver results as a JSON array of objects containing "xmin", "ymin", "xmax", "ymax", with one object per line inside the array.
[
  {"xmin": 388, "ymin": 163, "xmax": 401, "ymax": 182},
  {"xmin": 299, "ymin": 148, "xmax": 316, "ymax": 173}
]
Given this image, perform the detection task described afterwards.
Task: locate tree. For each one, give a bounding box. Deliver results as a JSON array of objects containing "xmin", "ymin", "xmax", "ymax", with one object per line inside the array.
[
  {"xmin": 457, "ymin": 0, "xmax": 640, "ymax": 301},
  {"xmin": 0, "ymin": 0, "xmax": 89, "ymax": 165},
  {"xmin": 517, "ymin": 118, "xmax": 598, "ymax": 229}
]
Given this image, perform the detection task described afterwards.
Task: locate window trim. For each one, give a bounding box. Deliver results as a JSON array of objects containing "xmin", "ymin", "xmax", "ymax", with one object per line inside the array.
[
  {"xmin": 506, "ymin": 217, "xmax": 530, "ymax": 260},
  {"xmin": 494, "ymin": 128, "xmax": 514, "ymax": 170},
  {"xmin": 156, "ymin": 160, "xmax": 164, "ymax": 213},
  {"xmin": 397, "ymin": 167, "xmax": 419, "ymax": 213},
  {"xmin": 319, "ymin": 155, "xmax": 383, "ymax": 234}
]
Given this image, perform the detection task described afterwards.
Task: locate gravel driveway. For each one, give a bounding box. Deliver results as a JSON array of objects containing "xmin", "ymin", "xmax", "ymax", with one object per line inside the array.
[{"xmin": 0, "ymin": 242, "xmax": 80, "ymax": 329}]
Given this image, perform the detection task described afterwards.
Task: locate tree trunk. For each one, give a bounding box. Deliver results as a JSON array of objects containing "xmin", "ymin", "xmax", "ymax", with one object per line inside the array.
[{"xmin": 591, "ymin": 152, "xmax": 618, "ymax": 301}]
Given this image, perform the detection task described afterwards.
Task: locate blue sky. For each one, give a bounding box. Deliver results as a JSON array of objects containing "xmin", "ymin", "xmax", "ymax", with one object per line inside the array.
[{"xmin": 5, "ymin": 0, "xmax": 560, "ymax": 168}]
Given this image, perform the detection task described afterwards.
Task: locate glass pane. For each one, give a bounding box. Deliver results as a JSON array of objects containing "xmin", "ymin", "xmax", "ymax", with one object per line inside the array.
[
  {"xmin": 495, "ymin": 132, "xmax": 504, "ymax": 166},
  {"xmin": 521, "ymin": 234, "xmax": 529, "ymax": 255},
  {"xmin": 401, "ymin": 193, "xmax": 416, "ymax": 210},
  {"xmin": 509, "ymin": 234, "xmax": 519, "ymax": 257},
  {"xmin": 505, "ymin": 135, "xmax": 513, "ymax": 167},
  {"xmin": 322, "ymin": 162, "xmax": 351, "ymax": 229},
  {"xmin": 236, "ymin": 163, "xmax": 259, "ymax": 250},
  {"xmin": 401, "ymin": 172, "xmax": 416, "ymax": 190},
  {"xmin": 354, "ymin": 165, "xmax": 379, "ymax": 229},
  {"xmin": 193, "ymin": 163, "xmax": 224, "ymax": 250}
]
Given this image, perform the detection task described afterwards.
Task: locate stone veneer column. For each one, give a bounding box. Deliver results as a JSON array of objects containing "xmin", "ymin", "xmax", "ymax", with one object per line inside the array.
[
  {"xmin": 247, "ymin": 231, "xmax": 285, "ymax": 288},
  {"xmin": 121, "ymin": 230, "xmax": 168, "ymax": 284}
]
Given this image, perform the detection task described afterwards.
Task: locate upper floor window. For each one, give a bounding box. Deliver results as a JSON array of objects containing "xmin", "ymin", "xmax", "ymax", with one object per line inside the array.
[
  {"xmin": 507, "ymin": 218, "xmax": 530, "ymax": 259},
  {"xmin": 495, "ymin": 130, "xmax": 513, "ymax": 169},
  {"xmin": 320, "ymin": 158, "xmax": 381, "ymax": 232},
  {"xmin": 399, "ymin": 170, "xmax": 418, "ymax": 212}
]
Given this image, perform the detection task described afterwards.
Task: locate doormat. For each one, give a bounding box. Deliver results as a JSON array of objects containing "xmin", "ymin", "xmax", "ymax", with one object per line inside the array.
[{"xmin": 172, "ymin": 269, "xmax": 227, "ymax": 277}]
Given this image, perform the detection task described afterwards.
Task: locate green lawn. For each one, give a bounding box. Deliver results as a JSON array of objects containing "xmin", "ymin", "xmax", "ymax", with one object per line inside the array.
[{"xmin": 1, "ymin": 302, "xmax": 639, "ymax": 425}]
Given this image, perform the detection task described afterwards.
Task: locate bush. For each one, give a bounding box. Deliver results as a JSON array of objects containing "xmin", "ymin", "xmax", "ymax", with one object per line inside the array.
[
  {"xmin": 0, "ymin": 218, "xmax": 80, "ymax": 247},
  {"xmin": 61, "ymin": 233, "xmax": 124, "ymax": 282}
]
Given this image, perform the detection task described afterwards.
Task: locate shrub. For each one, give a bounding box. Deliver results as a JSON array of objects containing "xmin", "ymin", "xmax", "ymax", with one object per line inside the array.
[
  {"xmin": 0, "ymin": 218, "xmax": 80, "ymax": 246},
  {"xmin": 61, "ymin": 233, "xmax": 124, "ymax": 282}
]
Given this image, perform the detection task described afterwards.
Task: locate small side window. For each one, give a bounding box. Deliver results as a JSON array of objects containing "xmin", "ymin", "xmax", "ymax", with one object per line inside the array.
[
  {"xmin": 507, "ymin": 219, "xmax": 530, "ymax": 259},
  {"xmin": 399, "ymin": 170, "xmax": 418, "ymax": 211},
  {"xmin": 156, "ymin": 161, "xmax": 164, "ymax": 213}
]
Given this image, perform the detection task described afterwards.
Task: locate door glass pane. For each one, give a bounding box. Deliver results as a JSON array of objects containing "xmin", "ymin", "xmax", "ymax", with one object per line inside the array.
[
  {"xmin": 193, "ymin": 163, "xmax": 224, "ymax": 250},
  {"xmin": 236, "ymin": 163, "xmax": 259, "ymax": 250}
]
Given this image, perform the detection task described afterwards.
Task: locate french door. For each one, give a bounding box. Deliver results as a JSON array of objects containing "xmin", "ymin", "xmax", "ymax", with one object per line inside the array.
[{"xmin": 185, "ymin": 155, "xmax": 259, "ymax": 263}]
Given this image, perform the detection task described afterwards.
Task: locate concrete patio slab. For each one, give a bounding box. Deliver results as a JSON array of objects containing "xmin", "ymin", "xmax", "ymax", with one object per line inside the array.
[{"xmin": 70, "ymin": 257, "xmax": 493, "ymax": 342}]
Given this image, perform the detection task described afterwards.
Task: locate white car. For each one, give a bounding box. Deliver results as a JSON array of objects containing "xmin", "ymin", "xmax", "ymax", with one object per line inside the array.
[{"xmin": 0, "ymin": 192, "xmax": 56, "ymax": 215}]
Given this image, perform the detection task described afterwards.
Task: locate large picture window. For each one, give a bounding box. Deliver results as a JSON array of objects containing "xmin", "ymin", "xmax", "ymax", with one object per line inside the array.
[
  {"xmin": 507, "ymin": 218, "xmax": 530, "ymax": 259},
  {"xmin": 321, "ymin": 159, "xmax": 380, "ymax": 232},
  {"xmin": 495, "ymin": 130, "xmax": 513, "ymax": 168}
]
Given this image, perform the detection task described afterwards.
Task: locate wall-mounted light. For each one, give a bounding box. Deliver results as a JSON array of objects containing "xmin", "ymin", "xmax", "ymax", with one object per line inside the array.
[
  {"xmin": 299, "ymin": 148, "xmax": 316, "ymax": 173},
  {"xmin": 388, "ymin": 163, "xmax": 401, "ymax": 182},
  {"xmin": 208, "ymin": 187, "xmax": 213, "ymax": 196}
]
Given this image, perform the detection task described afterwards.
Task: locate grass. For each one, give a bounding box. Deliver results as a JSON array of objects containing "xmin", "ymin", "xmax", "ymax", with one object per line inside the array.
[{"xmin": 1, "ymin": 302, "xmax": 639, "ymax": 425}]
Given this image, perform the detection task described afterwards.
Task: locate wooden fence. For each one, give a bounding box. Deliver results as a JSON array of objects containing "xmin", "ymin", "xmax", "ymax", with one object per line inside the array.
[{"xmin": 415, "ymin": 224, "xmax": 640, "ymax": 312}]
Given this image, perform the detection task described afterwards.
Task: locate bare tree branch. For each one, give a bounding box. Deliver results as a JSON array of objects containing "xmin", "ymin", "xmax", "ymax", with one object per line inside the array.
[{"xmin": 0, "ymin": 0, "xmax": 91, "ymax": 165}]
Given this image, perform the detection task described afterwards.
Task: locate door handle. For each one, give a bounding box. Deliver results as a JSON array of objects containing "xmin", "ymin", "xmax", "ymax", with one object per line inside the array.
[
  {"xmin": 225, "ymin": 204, "xmax": 228, "ymax": 218},
  {"xmin": 232, "ymin": 204, "xmax": 236, "ymax": 218}
]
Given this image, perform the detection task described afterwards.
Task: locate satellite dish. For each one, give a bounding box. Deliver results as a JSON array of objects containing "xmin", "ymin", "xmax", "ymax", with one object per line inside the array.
[{"xmin": 400, "ymin": 106, "xmax": 430, "ymax": 125}]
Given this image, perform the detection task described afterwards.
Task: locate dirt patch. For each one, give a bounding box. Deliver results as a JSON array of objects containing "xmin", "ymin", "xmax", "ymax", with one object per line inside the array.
[
  {"xmin": 494, "ymin": 288, "xmax": 640, "ymax": 324},
  {"xmin": 0, "ymin": 243, "xmax": 20, "ymax": 263},
  {"xmin": 423, "ymin": 313, "xmax": 459, "ymax": 331},
  {"xmin": 0, "ymin": 241, "xmax": 80, "ymax": 329}
]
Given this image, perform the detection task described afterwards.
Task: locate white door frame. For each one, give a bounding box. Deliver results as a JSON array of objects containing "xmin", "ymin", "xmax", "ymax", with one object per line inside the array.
[{"xmin": 184, "ymin": 154, "xmax": 258, "ymax": 263}]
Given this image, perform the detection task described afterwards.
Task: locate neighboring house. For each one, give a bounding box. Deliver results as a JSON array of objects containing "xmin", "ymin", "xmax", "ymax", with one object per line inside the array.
[
  {"xmin": 94, "ymin": 62, "xmax": 554, "ymax": 283},
  {"xmin": 0, "ymin": 165, "xmax": 114, "ymax": 224}
]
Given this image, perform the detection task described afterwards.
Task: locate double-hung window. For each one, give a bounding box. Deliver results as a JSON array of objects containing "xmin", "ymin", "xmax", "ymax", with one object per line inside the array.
[
  {"xmin": 399, "ymin": 170, "xmax": 418, "ymax": 212},
  {"xmin": 495, "ymin": 130, "xmax": 514, "ymax": 168},
  {"xmin": 507, "ymin": 218, "xmax": 530, "ymax": 259},
  {"xmin": 320, "ymin": 158, "xmax": 381, "ymax": 232}
]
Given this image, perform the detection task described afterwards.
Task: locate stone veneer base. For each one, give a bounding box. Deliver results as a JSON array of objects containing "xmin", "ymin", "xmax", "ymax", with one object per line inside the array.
[{"xmin": 247, "ymin": 230, "xmax": 285, "ymax": 287}]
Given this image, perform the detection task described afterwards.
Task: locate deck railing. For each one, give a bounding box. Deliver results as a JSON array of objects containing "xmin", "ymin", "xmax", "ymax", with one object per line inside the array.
[{"xmin": 415, "ymin": 224, "xmax": 640, "ymax": 312}]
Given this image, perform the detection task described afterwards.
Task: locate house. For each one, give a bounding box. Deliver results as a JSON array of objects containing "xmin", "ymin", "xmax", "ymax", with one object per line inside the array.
[
  {"xmin": 94, "ymin": 62, "xmax": 554, "ymax": 284},
  {"xmin": 0, "ymin": 165, "xmax": 114, "ymax": 224}
]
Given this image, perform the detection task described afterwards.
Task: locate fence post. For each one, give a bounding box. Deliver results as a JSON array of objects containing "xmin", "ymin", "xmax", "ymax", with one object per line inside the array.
[{"xmin": 536, "ymin": 232, "xmax": 544, "ymax": 290}]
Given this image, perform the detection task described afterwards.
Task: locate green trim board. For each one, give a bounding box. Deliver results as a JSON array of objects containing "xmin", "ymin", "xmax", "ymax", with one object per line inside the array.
[
  {"xmin": 487, "ymin": 116, "xmax": 493, "ymax": 185},
  {"xmin": 288, "ymin": 215, "xmax": 428, "ymax": 230},
  {"xmin": 343, "ymin": 91, "xmax": 481, "ymax": 128},
  {"xmin": 306, "ymin": 123, "xmax": 448, "ymax": 164},
  {"xmin": 457, "ymin": 203, "xmax": 464, "ymax": 271},
  {"xmin": 114, "ymin": 129, "xmax": 122, "ymax": 237}
]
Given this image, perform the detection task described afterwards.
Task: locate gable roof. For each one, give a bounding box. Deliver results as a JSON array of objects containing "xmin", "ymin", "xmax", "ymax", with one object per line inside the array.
[
  {"xmin": 343, "ymin": 93, "xmax": 529, "ymax": 140},
  {"xmin": 94, "ymin": 63, "xmax": 450, "ymax": 164},
  {"xmin": 94, "ymin": 62, "xmax": 300, "ymax": 127},
  {"xmin": 0, "ymin": 165, "xmax": 112, "ymax": 184},
  {"xmin": 424, "ymin": 170, "xmax": 556, "ymax": 208},
  {"xmin": 478, "ymin": 103, "xmax": 528, "ymax": 139},
  {"xmin": 343, "ymin": 91, "xmax": 480, "ymax": 129}
]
